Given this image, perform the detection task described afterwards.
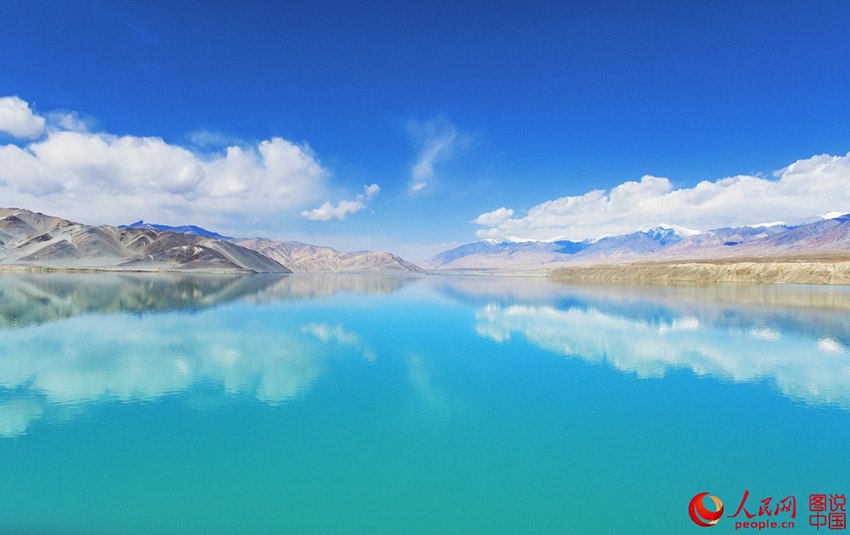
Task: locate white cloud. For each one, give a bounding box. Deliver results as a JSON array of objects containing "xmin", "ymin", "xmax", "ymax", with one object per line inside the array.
[
  {"xmin": 471, "ymin": 207, "xmax": 514, "ymax": 226},
  {"xmin": 0, "ymin": 96, "xmax": 45, "ymax": 138},
  {"xmin": 0, "ymin": 96, "xmax": 329, "ymax": 230},
  {"xmin": 474, "ymin": 153, "xmax": 850, "ymax": 241},
  {"xmin": 46, "ymin": 110, "xmax": 91, "ymax": 133},
  {"xmin": 407, "ymin": 114, "xmax": 459, "ymax": 192},
  {"xmin": 302, "ymin": 183, "xmax": 380, "ymax": 222},
  {"xmin": 302, "ymin": 200, "xmax": 367, "ymax": 222},
  {"xmin": 187, "ymin": 129, "xmax": 242, "ymax": 149},
  {"xmin": 363, "ymin": 183, "xmax": 380, "ymax": 197}
]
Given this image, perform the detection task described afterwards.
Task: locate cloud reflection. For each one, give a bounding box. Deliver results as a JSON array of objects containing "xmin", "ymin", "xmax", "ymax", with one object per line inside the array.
[
  {"xmin": 3, "ymin": 272, "xmax": 850, "ymax": 438},
  {"xmin": 302, "ymin": 323, "xmax": 377, "ymax": 362},
  {"xmin": 0, "ymin": 274, "xmax": 394, "ymax": 437},
  {"xmin": 0, "ymin": 311, "xmax": 337, "ymax": 436},
  {"xmin": 475, "ymin": 302, "xmax": 850, "ymax": 408},
  {"xmin": 0, "ymin": 399, "xmax": 43, "ymax": 438}
]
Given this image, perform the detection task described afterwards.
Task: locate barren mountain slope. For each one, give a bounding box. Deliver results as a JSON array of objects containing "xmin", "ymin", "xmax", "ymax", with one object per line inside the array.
[
  {"xmin": 0, "ymin": 208, "xmax": 289, "ymax": 273},
  {"xmin": 236, "ymin": 238, "xmax": 422, "ymax": 273}
]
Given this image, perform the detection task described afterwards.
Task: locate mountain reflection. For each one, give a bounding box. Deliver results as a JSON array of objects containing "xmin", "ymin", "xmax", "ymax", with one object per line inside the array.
[
  {"xmin": 0, "ymin": 272, "xmax": 281, "ymax": 327},
  {"xmin": 2, "ymin": 273, "xmax": 850, "ymax": 437},
  {"xmin": 0, "ymin": 272, "xmax": 415, "ymax": 327},
  {"xmin": 435, "ymin": 278, "xmax": 850, "ymax": 409},
  {"xmin": 246, "ymin": 273, "xmax": 417, "ymax": 302}
]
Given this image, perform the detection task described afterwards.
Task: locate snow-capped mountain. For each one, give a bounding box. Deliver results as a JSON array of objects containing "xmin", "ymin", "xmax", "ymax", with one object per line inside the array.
[
  {"xmin": 425, "ymin": 217, "xmax": 850, "ymax": 270},
  {"xmin": 423, "ymin": 225, "xmax": 697, "ymax": 269}
]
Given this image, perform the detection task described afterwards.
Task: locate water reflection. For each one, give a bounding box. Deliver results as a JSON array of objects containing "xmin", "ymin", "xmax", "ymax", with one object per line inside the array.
[
  {"xmin": 0, "ymin": 272, "xmax": 415, "ymax": 328},
  {"xmin": 0, "ymin": 311, "xmax": 343, "ymax": 436},
  {"xmin": 0, "ymin": 273, "xmax": 407, "ymax": 437},
  {"xmin": 0, "ymin": 272, "xmax": 281, "ymax": 327},
  {"xmin": 302, "ymin": 323, "xmax": 378, "ymax": 362},
  {"xmin": 2, "ymin": 273, "xmax": 850, "ymax": 437},
  {"xmin": 429, "ymin": 278, "xmax": 850, "ymax": 408}
]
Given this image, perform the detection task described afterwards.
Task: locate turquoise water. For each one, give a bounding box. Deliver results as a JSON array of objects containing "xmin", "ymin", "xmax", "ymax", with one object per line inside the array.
[{"xmin": 1, "ymin": 273, "xmax": 849, "ymax": 534}]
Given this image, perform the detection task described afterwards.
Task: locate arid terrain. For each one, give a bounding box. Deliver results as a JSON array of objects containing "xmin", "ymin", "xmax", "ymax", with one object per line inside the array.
[
  {"xmin": 0, "ymin": 208, "xmax": 289, "ymax": 273},
  {"xmin": 551, "ymin": 256, "xmax": 850, "ymax": 285}
]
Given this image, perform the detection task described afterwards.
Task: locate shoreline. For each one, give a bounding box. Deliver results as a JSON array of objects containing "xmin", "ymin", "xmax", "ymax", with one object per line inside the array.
[
  {"xmin": 5, "ymin": 260, "xmax": 850, "ymax": 286},
  {"xmin": 550, "ymin": 260, "xmax": 850, "ymax": 285},
  {"xmin": 0, "ymin": 264, "xmax": 262, "ymax": 274}
]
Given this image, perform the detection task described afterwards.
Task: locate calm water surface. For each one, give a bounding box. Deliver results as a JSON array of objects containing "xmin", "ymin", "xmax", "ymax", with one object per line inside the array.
[{"xmin": 1, "ymin": 273, "xmax": 849, "ymax": 534}]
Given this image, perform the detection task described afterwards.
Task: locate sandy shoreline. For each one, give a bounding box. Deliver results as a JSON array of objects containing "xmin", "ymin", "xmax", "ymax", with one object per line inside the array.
[{"xmin": 550, "ymin": 260, "xmax": 850, "ymax": 285}]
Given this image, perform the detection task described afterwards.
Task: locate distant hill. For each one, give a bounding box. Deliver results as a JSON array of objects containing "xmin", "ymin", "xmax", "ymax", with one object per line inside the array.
[
  {"xmin": 426, "ymin": 217, "xmax": 850, "ymax": 271},
  {"xmin": 0, "ymin": 208, "xmax": 289, "ymax": 273},
  {"xmin": 423, "ymin": 225, "xmax": 699, "ymax": 270},
  {"xmin": 236, "ymin": 238, "xmax": 424, "ymax": 273}
]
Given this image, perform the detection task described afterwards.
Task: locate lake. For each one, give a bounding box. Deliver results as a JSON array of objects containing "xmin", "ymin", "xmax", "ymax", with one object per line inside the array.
[{"xmin": 1, "ymin": 273, "xmax": 848, "ymax": 534}]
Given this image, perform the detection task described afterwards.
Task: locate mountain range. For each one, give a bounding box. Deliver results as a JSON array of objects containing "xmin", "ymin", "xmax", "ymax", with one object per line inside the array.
[
  {"xmin": 4, "ymin": 207, "xmax": 850, "ymax": 275},
  {"xmin": 0, "ymin": 208, "xmax": 289, "ymax": 273},
  {"xmin": 1, "ymin": 208, "xmax": 422, "ymax": 273},
  {"xmin": 234, "ymin": 238, "xmax": 422, "ymax": 273},
  {"xmin": 424, "ymin": 216, "xmax": 850, "ymax": 271},
  {"xmin": 119, "ymin": 220, "xmax": 423, "ymax": 273}
]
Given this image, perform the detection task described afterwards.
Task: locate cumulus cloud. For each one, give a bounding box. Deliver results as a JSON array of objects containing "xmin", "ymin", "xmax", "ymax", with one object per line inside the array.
[
  {"xmin": 0, "ymin": 96, "xmax": 45, "ymax": 138},
  {"xmin": 471, "ymin": 207, "xmax": 514, "ymax": 226},
  {"xmin": 0, "ymin": 96, "xmax": 329, "ymax": 230},
  {"xmin": 407, "ymin": 114, "xmax": 460, "ymax": 192},
  {"xmin": 474, "ymin": 153, "xmax": 850, "ymax": 241},
  {"xmin": 363, "ymin": 183, "xmax": 380, "ymax": 197},
  {"xmin": 302, "ymin": 183, "xmax": 380, "ymax": 221}
]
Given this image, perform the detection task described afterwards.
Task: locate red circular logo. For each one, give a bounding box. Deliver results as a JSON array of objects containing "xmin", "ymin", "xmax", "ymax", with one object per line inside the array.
[{"xmin": 689, "ymin": 492, "xmax": 724, "ymax": 527}]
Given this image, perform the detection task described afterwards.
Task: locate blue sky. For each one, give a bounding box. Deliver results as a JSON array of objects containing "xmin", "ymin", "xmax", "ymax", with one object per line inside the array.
[{"xmin": 1, "ymin": 0, "xmax": 850, "ymax": 259}]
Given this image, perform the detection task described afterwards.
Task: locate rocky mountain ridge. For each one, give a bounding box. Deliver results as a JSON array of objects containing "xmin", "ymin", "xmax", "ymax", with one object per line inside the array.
[
  {"xmin": 121, "ymin": 219, "xmax": 423, "ymax": 273},
  {"xmin": 235, "ymin": 238, "xmax": 423, "ymax": 273},
  {"xmin": 0, "ymin": 208, "xmax": 289, "ymax": 273}
]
